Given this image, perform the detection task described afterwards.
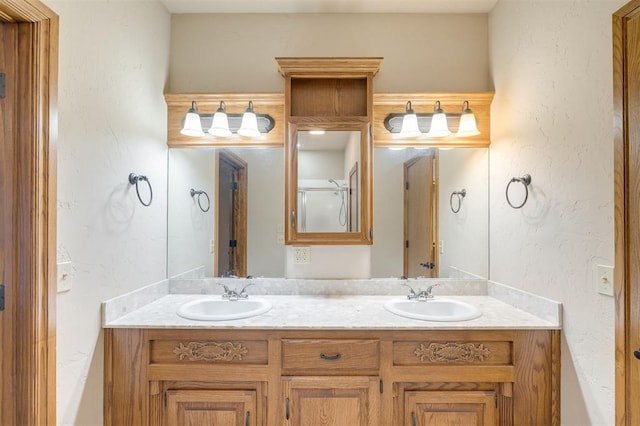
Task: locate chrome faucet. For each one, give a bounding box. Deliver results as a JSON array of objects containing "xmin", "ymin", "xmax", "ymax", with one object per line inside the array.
[
  {"xmin": 218, "ymin": 281, "xmax": 254, "ymax": 301},
  {"xmin": 401, "ymin": 280, "xmax": 440, "ymax": 301}
]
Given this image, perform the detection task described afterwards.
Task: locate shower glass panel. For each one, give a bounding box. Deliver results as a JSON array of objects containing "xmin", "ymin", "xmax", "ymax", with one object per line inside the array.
[{"xmin": 297, "ymin": 179, "xmax": 348, "ymax": 232}]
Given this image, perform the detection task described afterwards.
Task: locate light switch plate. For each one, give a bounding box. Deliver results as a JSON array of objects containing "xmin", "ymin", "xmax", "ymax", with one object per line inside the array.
[
  {"xmin": 596, "ymin": 264, "xmax": 614, "ymax": 297},
  {"xmin": 57, "ymin": 261, "xmax": 73, "ymax": 293}
]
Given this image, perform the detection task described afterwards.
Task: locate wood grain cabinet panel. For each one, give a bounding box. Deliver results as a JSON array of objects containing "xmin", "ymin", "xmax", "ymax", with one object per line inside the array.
[
  {"xmin": 404, "ymin": 390, "xmax": 497, "ymax": 426},
  {"xmin": 393, "ymin": 340, "xmax": 512, "ymax": 366},
  {"xmin": 166, "ymin": 389, "xmax": 256, "ymax": 426},
  {"xmin": 281, "ymin": 376, "xmax": 380, "ymax": 426}
]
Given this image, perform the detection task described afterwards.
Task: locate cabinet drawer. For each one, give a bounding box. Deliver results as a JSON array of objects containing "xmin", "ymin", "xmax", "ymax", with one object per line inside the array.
[
  {"xmin": 393, "ymin": 340, "xmax": 512, "ymax": 366},
  {"xmin": 282, "ymin": 339, "xmax": 379, "ymax": 374}
]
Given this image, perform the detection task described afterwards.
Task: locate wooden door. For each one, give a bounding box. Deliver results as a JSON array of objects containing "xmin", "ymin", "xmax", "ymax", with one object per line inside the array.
[
  {"xmin": 0, "ymin": 3, "xmax": 57, "ymax": 424},
  {"xmin": 614, "ymin": 2, "xmax": 640, "ymax": 424},
  {"xmin": 166, "ymin": 389, "xmax": 257, "ymax": 426},
  {"xmin": 282, "ymin": 376, "xmax": 379, "ymax": 426},
  {"xmin": 404, "ymin": 154, "xmax": 437, "ymax": 278},
  {"xmin": 215, "ymin": 151, "xmax": 247, "ymax": 277},
  {"xmin": 404, "ymin": 391, "xmax": 497, "ymax": 426}
]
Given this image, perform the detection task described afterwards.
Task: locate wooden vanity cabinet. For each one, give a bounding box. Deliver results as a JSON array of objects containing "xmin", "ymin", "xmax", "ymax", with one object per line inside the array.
[{"xmin": 104, "ymin": 329, "xmax": 559, "ymax": 426}]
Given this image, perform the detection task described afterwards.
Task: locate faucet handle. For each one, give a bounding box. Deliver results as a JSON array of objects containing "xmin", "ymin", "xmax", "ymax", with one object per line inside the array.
[{"xmin": 239, "ymin": 282, "xmax": 254, "ymax": 295}]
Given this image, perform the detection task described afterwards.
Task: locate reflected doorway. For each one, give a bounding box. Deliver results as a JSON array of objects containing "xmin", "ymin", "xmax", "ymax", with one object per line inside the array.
[
  {"xmin": 403, "ymin": 152, "xmax": 438, "ymax": 278},
  {"xmin": 215, "ymin": 150, "xmax": 247, "ymax": 277}
]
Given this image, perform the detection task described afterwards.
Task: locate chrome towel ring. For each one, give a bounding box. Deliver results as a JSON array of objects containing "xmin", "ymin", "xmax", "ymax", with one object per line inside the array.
[
  {"xmin": 190, "ymin": 188, "xmax": 211, "ymax": 212},
  {"xmin": 128, "ymin": 173, "xmax": 153, "ymax": 207},
  {"xmin": 506, "ymin": 174, "xmax": 531, "ymax": 209},
  {"xmin": 450, "ymin": 189, "xmax": 466, "ymax": 213}
]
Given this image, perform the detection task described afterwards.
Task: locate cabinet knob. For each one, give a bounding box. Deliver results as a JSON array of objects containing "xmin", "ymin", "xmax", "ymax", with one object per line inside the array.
[{"xmin": 634, "ymin": 349, "xmax": 640, "ymax": 360}]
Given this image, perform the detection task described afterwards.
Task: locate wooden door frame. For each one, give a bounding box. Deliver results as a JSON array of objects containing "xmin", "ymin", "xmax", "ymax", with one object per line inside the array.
[
  {"xmin": 0, "ymin": 0, "xmax": 58, "ymax": 425},
  {"xmin": 614, "ymin": 2, "xmax": 640, "ymax": 424},
  {"xmin": 214, "ymin": 150, "xmax": 247, "ymax": 277}
]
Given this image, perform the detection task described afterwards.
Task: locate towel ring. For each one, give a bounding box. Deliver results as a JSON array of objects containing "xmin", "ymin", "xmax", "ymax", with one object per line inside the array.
[
  {"xmin": 450, "ymin": 189, "xmax": 466, "ymax": 213},
  {"xmin": 506, "ymin": 174, "xmax": 531, "ymax": 209},
  {"xmin": 128, "ymin": 173, "xmax": 153, "ymax": 207},
  {"xmin": 190, "ymin": 188, "xmax": 211, "ymax": 212}
]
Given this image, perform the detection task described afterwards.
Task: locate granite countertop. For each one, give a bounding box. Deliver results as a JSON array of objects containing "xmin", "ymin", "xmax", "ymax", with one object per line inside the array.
[{"xmin": 103, "ymin": 294, "xmax": 560, "ymax": 330}]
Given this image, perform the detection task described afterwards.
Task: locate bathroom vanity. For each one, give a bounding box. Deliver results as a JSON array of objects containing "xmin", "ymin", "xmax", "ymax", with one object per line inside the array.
[{"xmin": 103, "ymin": 282, "xmax": 561, "ymax": 426}]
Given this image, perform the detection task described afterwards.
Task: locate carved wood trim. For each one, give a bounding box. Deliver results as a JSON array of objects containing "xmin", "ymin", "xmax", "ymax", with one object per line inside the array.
[
  {"xmin": 414, "ymin": 342, "xmax": 491, "ymax": 363},
  {"xmin": 173, "ymin": 341, "xmax": 249, "ymax": 362}
]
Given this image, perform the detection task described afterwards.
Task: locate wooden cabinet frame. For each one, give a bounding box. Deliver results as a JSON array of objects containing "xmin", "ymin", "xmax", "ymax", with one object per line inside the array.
[{"xmin": 104, "ymin": 328, "xmax": 560, "ymax": 426}]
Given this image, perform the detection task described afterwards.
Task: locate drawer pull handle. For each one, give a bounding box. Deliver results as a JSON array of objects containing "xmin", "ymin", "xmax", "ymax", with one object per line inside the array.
[{"xmin": 320, "ymin": 353, "xmax": 341, "ymax": 361}]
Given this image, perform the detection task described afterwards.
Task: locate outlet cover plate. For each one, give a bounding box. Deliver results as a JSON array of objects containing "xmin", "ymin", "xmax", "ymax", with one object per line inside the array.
[
  {"xmin": 293, "ymin": 247, "xmax": 311, "ymax": 264},
  {"xmin": 596, "ymin": 264, "xmax": 614, "ymax": 297}
]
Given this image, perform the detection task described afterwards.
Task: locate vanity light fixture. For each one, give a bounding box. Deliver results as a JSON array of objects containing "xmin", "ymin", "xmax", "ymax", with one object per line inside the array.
[
  {"xmin": 383, "ymin": 100, "xmax": 480, "ymax": 139},
  {"xmin": 455, "ymin": 101, "xmax": 480, "ymax": 137},
  {"xmin": 180, "ymin": 100, "xmax": 275, "ymax": 138},
  {"xmin": 180, "ymin": 101, "xmax": 205, "ymax": 137},
  {"xmin": 399, "ymin": 101, "xmax": 422, "ymax": 138},
  {"xmin": 208, "ymin": 101, "xmax": 232, "ymax": 137},
  {"xmin": 426, "ymin": 101, "xmax": 451, "ymax": 137},
  {"xmin": 237, "ymin": 101, "xmax": 260, "ymax": 138},
  {"xmin": 309, "ymin": 129, "xmax": 326, "ymax": 135}
]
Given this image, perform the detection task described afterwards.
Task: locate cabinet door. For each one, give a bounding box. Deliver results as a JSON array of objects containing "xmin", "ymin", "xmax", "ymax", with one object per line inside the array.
[
  {"xmin": 282, "ymin": 376, "xmax": 380, "ymax": 426},
  {"xmin": 405, "ymin": 391, "xmax": 497, "ymax": 426},
  {"xmin": 166, "ymin": 389, "xmax": 256, "ymax": 426}
]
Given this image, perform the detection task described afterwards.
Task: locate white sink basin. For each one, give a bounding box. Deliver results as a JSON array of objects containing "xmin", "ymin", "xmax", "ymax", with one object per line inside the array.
[
  {"xmin": 177, "ymin": 297, "xmax": 272, "ymax": 321},
  {"xmin": 384, "ymin": 297, "xmax": 481, "ymax": 322}
]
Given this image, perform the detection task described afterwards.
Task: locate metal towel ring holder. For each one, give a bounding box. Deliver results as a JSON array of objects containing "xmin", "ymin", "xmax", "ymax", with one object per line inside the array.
[
  {"xmin": 128, "ymin": 173, "xmax": 153, "ymax": 207},
  {"xmin": 450, "ymin": 189, "xmax": 466, "ymax": 213},
  {"xmin": 190, "ymin": 188, "xmax": 211, "ymax": 212},
  {"xmin": 506, "ymin": 174, "xmax": 532, "ymax": 209}
]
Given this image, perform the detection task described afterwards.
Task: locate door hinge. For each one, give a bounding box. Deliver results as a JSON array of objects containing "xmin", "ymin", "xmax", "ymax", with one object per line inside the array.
[
  {"xmin": 405, "ymin": 240, "xmax": 409, "ymax": 249},
  {"xmin": 405, "ymin": 182, "xmax": 409, "ymax": 190},
  {"xmin": 0, "ymin": 73, "xmax": 5, "ymax": 99},
  {"xmin": 229, "ymin": 239, "xmax": 237, "ymax": 248},
  {"xmin": 230, "ymin": 181, "xmax": 238, "ymax": 190},
  {"xmin": 0, "ymin": 284, "xmax": 4, "ymax": 311},
  {"xmin": 379, "ymin": 378, "xmax": 384, "ymax": 394},
  {"xmin": 163, "ymin": 391, "xmax": 167, "ymax": 407}
]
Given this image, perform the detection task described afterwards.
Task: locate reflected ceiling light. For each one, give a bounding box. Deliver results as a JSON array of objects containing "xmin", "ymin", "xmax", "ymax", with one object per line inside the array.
[
  {"xmin": 180, "ymin": 101, "xmax": 205, "ymax": 137},
  {"xmin": 398, "ymin": 101, "xmax": 422, "ymax": 138},
  {"xmin": 309, "ymin": 129, "xmax": 326, "ymax": 135},
  {"xmin": 208, "ymin": 101, "xmax": 232, "ymax": 137},
  {"xmin": 455, "ymin": 100, "xmax": 480, "ymax": 137},
  {"xmin": 237, "ymin": 101, "xmax": 261, "ymax": 138},
  {"xmin": 426, "ymin": 101, "xmax": 451, "ymax": 137}
]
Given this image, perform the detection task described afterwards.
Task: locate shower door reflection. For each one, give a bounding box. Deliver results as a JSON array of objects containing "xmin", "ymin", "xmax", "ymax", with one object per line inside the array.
[{"xmin": 297, "ymin": 179, "xmax": 348, "ymax": 232}]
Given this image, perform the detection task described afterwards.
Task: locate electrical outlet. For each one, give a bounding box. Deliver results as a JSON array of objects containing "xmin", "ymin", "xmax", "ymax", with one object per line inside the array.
[
  {"xmin": 439, "ymin": 240, "xmax": 444, "ymax": 254},
  {"xmin": 210, "ymin": 239, "xmax": 215, "ymax": 254},
  {"xmin": 596, "ymin": 264, "xmax": 614, "ymax": 296},
  {"xmin": 57, "ymin": 261, "xmax": 73, "ymax": 293},
  {"xmin": 293, "ymin": 247, "xmax": 311, "ymax": 264},
  {"xmin": 276, "ymin": 233, "xmax": 284, "ymax": 244}
]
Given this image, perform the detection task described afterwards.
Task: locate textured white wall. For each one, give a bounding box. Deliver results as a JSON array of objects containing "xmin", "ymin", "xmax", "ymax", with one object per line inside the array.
[
  {"xmin": 48, "ymin": 1, "xmax": 171, "ymax": 424},
  {"xmin": 489, "ymin": 1, "xmax": 624, "ymax": 423}
]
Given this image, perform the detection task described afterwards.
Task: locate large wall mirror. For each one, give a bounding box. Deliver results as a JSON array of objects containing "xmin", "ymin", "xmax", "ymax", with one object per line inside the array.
[{"xmin": 167, "ymin": 146, "xmax": 488, "ymax": 279}]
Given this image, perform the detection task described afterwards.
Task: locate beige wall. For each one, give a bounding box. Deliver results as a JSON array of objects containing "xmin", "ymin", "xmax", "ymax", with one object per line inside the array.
[{"xmin": 169, "ymin": 13, "xmax": 490, "ymax": 93}]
